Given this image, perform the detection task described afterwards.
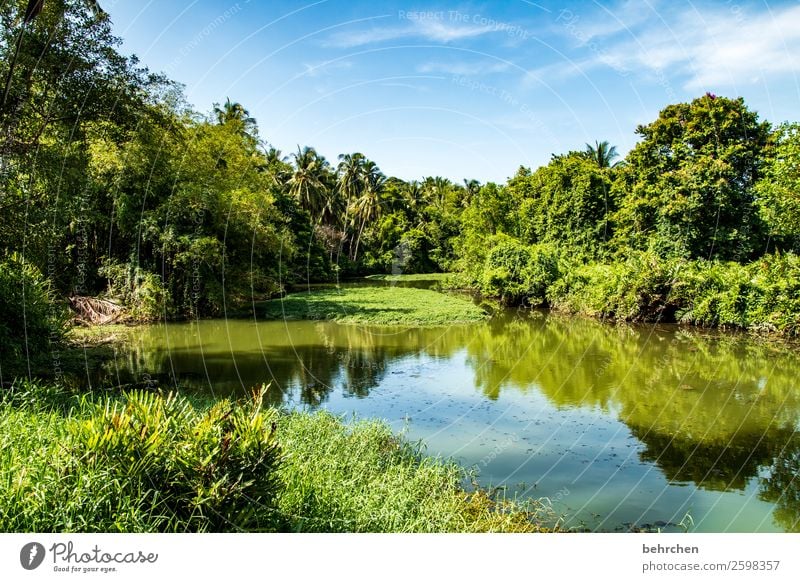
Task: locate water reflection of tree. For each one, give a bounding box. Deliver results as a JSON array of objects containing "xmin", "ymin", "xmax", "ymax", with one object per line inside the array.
[
  {"xmin": 460, "ymin": 314, "xmax": 800, "ymax": 444},
  {"xmin": 631, "ymin": 428, "xmax": 792, "ymax": 491},
  {"xmin": 456, "ymin": 313, "xmax": 800, "ymax": 529},
  {"xmin": 106, "ymin": 320, "xmax": 467, "ymax": 404},
  {"xmin": 759, "ymin": 436, "xmax": 800, "ymax": 532}
]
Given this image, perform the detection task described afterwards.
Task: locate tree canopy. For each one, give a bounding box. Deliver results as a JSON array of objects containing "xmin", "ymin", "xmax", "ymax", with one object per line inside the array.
[{"xmin": 1, "ymin": 0, "xmax": 798, "ymax": 334}]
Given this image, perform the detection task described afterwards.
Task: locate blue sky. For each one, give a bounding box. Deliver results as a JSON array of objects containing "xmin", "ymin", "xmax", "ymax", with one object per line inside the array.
[{"xmin": 106, "ymin": 0, "xmax": 800, "ymax": 183}]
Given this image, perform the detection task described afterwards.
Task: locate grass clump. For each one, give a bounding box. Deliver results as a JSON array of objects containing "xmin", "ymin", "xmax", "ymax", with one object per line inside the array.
[
  {"xmin": 0, "ymin": 382, "xmax": 545, "ymax": 532},
  {"xmin": 256, "ymin": 286, "xmax": 486, "ymax": 326},
  {"xmin": 276, "ymin": 411, "xmax": 547, "ymax": 532}
]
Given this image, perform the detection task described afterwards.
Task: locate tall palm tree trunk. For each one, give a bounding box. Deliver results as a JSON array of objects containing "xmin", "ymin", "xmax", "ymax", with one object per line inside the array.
[{"xmin": 352, "ymin": 216, "xmax": 367, "ymax": 263}]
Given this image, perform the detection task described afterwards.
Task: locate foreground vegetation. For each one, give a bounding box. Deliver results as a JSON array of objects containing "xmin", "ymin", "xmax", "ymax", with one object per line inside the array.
[
  {"xmin": 256, "ymin": 286, "xmax": 485, "ymax": 326},
  {"xmin": 0, "ymin": 382, "xmax": 546, "ymax": 532}
]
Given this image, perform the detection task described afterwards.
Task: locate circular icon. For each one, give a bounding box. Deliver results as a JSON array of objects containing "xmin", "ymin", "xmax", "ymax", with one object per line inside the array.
[{"xmin": 20, "ymin": 542, "xmax": 46, "ymax": 570}]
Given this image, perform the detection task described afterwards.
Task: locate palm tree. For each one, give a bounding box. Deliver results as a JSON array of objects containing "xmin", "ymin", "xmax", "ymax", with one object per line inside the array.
[
  {"xmin": 289, "ymin": 146, "xmax": 329, "ymax": 220},
  {"xmin": 583, "ymin": 141, "xmax": 618, "ymax": 243},
  {"xmin": 404, "ymin": 181, "xmax": 423, "ymax": 210},
  {"xmin": 382, "ymin": 176, "xmax": 407, "ymax": 213},
  {"xmin": 213, "ymin": 98, "xmax": 257, "ymax": 136},
  {"xmin": 363, "ymin": 160, "xmax": 386, "ymax": 198},
  {"xmin": 351, "ymin": 160, "xmax": 385, "ymax": 262},
  {"xmin": 265, "ymin": 146, "xmax": 287, "ymax": 167},
  {"xmin": 584, "ymin": 140, "xmax": 620, "ymax": 169},
  {"xmin": 422, "ymin": 176, "xmax": 453, "ymax": 209},
  {"xmin": 337, "ymin": 153, "xmax": 365, "ymax": 221},
  {"xmin": 264, "ymin": 146, "xmax": 291, "ymax": 189},
  {"xmin": 462, "ymin": 179, "xmax": 481, "ymax": 207}
]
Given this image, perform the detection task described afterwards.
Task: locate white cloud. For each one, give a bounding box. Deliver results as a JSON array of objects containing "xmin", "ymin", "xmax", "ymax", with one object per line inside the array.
[
  {"xmin": 302, "ymin": 60, "xmax": 353, "ymax": 77},
  {"xmin": 564, "ymin": 2, "xmax": 800, "ymax": 90},
  {"xmin": 325, "ymin": 18, "xmax": 500, "ymax": 48},
  {"xmin": 555, "ymin": 0, "xmax": 658, "ymax": 43},
  {"xmin": 417, "ymin": 60, "xmax": 511, "ymax": 76}
]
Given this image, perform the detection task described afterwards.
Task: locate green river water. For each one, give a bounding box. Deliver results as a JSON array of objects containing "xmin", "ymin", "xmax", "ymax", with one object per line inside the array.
[{"xmin": 96, "ymin": 288, "xmax": 800, "ymax": 532}]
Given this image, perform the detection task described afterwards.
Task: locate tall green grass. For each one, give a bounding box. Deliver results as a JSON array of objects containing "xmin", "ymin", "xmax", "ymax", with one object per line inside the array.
[{"xmin": 0, "ymin": 382, "xmax": 547, "ymax": 532}]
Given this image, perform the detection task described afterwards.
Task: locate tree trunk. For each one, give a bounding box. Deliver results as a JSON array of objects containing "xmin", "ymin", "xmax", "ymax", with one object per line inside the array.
[{"xmin": 352, "ymin": 217, "xmax": 367, "ymax": 263}]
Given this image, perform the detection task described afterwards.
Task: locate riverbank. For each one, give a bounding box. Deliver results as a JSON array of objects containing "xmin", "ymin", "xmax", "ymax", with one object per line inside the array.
[
  {"xmin": 452, "ymin": 250, "xmax": 800, "ymax": 337},
  {"xmin": 0, "ymin": 381, "xmax": 548, "ymax": 532}
]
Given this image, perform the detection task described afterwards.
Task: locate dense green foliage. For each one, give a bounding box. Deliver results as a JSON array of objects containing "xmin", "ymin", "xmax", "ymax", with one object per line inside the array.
[
  {"xmin": 510, "ymin": 153, "xmax": 614, "ymax": 254},
  {"xmin": 516, "ymin": 250, "xmax": 800, "ymax": 334},
  {"xmin": 0, "ymin": 1, "xmax": 464, "ymax": 322},
  {"xmin": 757, "ymin": 123, "xmax": 800, "ymax": 249},
  {"xmin": 0, "ymin": 255, "xmax": 67, "ymax": 370},
  {"xmin": 1, "ymin": 0, "xmax": 799, "ymax": 339},
  {"xmin": 451, "ymin": 95, "xmax": 800, "ymax": 334},
  {"xmin": 476, "ymin": 236, "xmax": 559, "ymax": 305},
  {"xmin": 0, "ymin": 382, "xmax": 545, "ymax": 532},
  {"xmin": 611, "ymin": 95, "xmax": 771, "ymax": 260},
  {"xmin": 3, "ymin": 1, "xmax": 799, "ymax": 538}
]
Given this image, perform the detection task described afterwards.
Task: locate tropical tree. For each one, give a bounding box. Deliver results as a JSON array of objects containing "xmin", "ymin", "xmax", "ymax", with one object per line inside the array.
[
  {"xmin": 507, "ymin": 153, "xmax": 613, "ymax": 255},
  {"xmin": 213, "ymin": 98, "xmax": 257, "ymax": 137},
  {"xmin": 756, "ymin": 122, "xmax": 800, "ymax": 251},
  {"xmin": 2, "ymin": 0, "xmax": 106, "ymax": 113},
  {"xmin": 289, "ymin": 146, "xmax": 330, "ymax": 220},
  {"xmin": 264, "ymin": 146, "xmax": 292, "ymax": 189},
  {"xmin": 350, "ymin": 160, "xmax": 386, "ymax": 262},
  {"xmin": 337, "ymin": 152, "xmax": 366, "ymax": 233},
  {"xmin": 422, "ymin": 176, "xmax": 453, "ymax": 209},
  {"xmin": 463, "ymin": 179, "xmax": 481, "ymax": 207},
  {"xmin": 403, "ymin": 181, "xmax": 425, "ymax": 217},
  {"xmin": 0, "ymin": 0, "xmax": 166, "ymax": 288},
  {"xmin": 337, "ymin": 153, "xmax": 365, "ymax": 200},
  {"xmin": 584, "ymin": 140, "xmax": 619, "ymax": 169},
  {"xmin": 611, "ymin": 94, "xmax": 771, "ymax": 260}
]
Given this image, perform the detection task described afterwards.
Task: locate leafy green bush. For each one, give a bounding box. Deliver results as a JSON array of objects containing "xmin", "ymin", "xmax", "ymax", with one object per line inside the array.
[
  {"xmin": 612, "ymin": 252, "xmax": 683, "ymax": 320},
  {"xmin": 99, "ymin": 259, "xmax": 170, "ymax": 321},
  {"xmin": 0, "ymin": 254, "xmax": 67, "ymax": 363},
  {"xmin": 548, "ymin": 261, "xmax": 623, "ymax": 317},
  {"xmin": 71, "ymin": 388, "xmax": 281, "ymax": 531},
  {"xmin": 673, "ymin": 261, "xmax": 752, "ymax": 327},
  {"xmin": 747, "ymin": 253, "xmax": 800, "ymax": 334},
  {"xmin": 675, "ymin": 253, "xmax": 800, "ymax": 333},
  {"xmin": 478, "ymin": 235, "xmax": 559, "ymax": 305},
  {"xmin": 547, "ymin": 252, "xmax": 800, "ymax": 333},
  {"xmin": 549, "ymin": 251, "xmax": 681, "ymax": 321}
]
